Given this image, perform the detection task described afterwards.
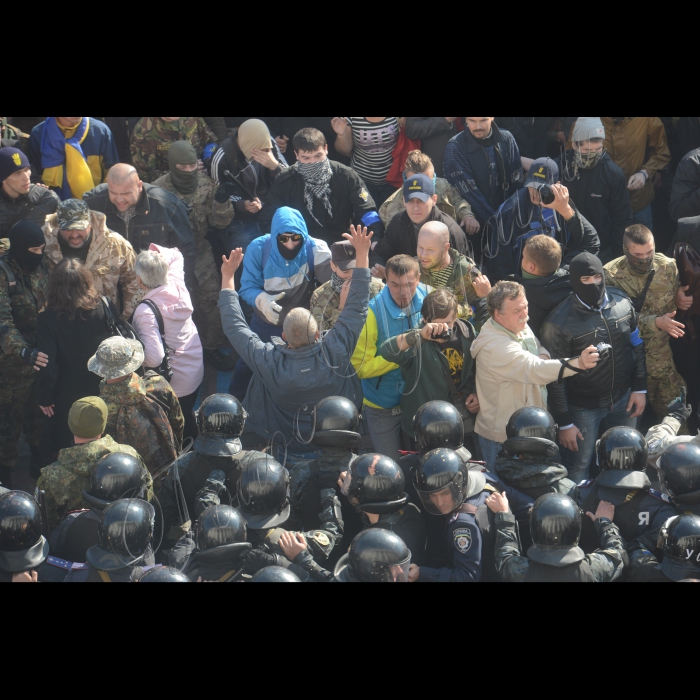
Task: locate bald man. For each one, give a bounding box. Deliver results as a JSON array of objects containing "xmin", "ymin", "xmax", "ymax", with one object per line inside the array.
[{"xmin": 83, "ymin": 164, "xmax": 196, "ymax": 287}]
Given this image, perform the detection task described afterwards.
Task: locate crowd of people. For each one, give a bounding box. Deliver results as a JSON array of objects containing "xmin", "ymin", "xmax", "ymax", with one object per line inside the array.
[{"xmin": 2, "ymin": 116, "xmax": 700, "ymax": 583}]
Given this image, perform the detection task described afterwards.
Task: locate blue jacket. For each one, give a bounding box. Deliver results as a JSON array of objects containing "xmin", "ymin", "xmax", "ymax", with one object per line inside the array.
[
  {"xmin": 443, "ymin": 124, "xmax": 523, "ymax": 226},
  {"xmin": 219, "ymin": 269, "xmax": 371, "ymax": 452},
  {"xmin": 239, "ymin": 207, "xmax": 331, "ymax": 327}
]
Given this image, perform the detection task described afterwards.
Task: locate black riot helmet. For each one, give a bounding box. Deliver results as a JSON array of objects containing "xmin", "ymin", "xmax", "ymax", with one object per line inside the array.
[
  {"xmin": 415, "ymin": 448, "xmax": 469, "ymax": 516},
  {"xmin": 82, "ymin": 452, "xmax": 149, "ymax": 511},
  {"xmin": 659, "ymin": 515, "xmax": 700, "ymax": 582},
  {"xmin": 87, "ymin": 499, "xmax": 155, "ymax": 572},
  {"xmin": 196, "ymin": 506, "xmax": 248, "ymax": 552},
  {"xmin": 334, "ymin": 529, "xmax": 411, "ymax": 583},
  {"xmin": 195, "ymin": 394, "xmax": 246, "ymax": 457},
  {"xmin": 528, "ymin": 494, "xmax": 586, "ymax": 567},
  {"xmin": 657, "ymin": 443, "xmax": 700, "ymax": 502},
  {"xmin": 506, "ymin": 407, "xmax": 558, "ymax": 442},
  {"xmin": 0, "ymin": 491, "xmax": 49, "ymax": 574},
  {"xmin": 341, "ymin": 454, "xmax": 408, "ymax": 515},
  {"xmin": 413, "ymin": 401, "xmax": 464, "ymax": 452},
  {"xmin": 237, "ymin": 458, "xmax": 291, "ymax": 530},
  {"xmin": 596, "ymin": 427, "xmax": 650, "ymax": 490},
  {"xmin": 311, "ymin": 396, "xmax": 361, "ymax": 450},
  {"xmin": 250, "ymin": 566, "xmax": 302, "ymax": 583},
  {"xmin": 140, "ymin": 568, "xmax": 191, "ymax": 583}
]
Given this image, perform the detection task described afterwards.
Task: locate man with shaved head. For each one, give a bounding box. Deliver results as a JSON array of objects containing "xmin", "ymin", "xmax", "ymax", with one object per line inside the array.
[{"xmin": 83, "ymin": 163, "xmax": 196, "ymax": 286}]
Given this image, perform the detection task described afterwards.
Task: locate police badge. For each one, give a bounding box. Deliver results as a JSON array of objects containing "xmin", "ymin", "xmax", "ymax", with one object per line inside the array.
[{"xmin": 454, "ymin": 528, "xmax": 472, "ymax": 554}]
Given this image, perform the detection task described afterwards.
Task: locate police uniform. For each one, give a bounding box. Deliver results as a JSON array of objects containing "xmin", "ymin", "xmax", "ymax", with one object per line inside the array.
[{"xmin": 366, "ymin": 506, "xmax": 427, "ymax": 566}]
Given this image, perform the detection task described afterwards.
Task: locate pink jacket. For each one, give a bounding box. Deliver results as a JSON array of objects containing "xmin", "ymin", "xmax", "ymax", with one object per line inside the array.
[{"xmin": 132, "ymin": 245, "xmax": 204, "ymax": 398}]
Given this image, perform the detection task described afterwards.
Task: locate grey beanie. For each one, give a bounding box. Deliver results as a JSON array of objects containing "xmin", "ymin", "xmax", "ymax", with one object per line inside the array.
[{"xmin": 573, "ymin": 117, "xmax": 605, "ymax": 143}]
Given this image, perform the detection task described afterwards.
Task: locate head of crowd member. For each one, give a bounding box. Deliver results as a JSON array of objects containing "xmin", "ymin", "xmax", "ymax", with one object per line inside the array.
[
  {"xmin": 415, "ymin": 448, "xmax": 470, "ymax": 516},
  {"xmin": 135, "ymin": 250, "xmax": 169, "ymax": 291},
  {"xmin": 57, "ymin": 199, "xmax": 92, "ymax": 250},
  {"xmin": 330, "ymin": 241, "xmax": 357, "ymax": 292},
  {"xmin": 421, "ymin": 289, "xmax": 459, "ymax": 344},
  {"xmin": 46, "ymin": 258, "xmax": 100, "ymax": 321},
  {"xmin": 88, "ymin": 336, "xmax": 145, "ymax": 384},
  {"xmin": 168, "ymin": 141, "xmax": 199, "ymax": 195},
  {"xmin": 403, "ymin": 174, "xmax": 437, "ymax": 226},
  {"xmin": 238, "ymin": 119, "xmax": 275, "ymax": 161},
  {"xmin": 524, "ymin": 158, "xmax": 560, "ymax": 207},
  {"xmin": 68, "ymin": 397, "xmax": 109, "ymax": 445},
  {"xmin": 106, "ymin": 164, "xmax": 144, "ymax": 213},
  {"xmin": 0, "ymin": 147, "xmax": 32, "ymax": 200},
  {"xmin": 417, "ymin": 222, "xmax": 451, "ymax": 272},
  {"xmin": 487, "ymin": 281, "xmax": 529, "ymax": 335},
  {"xmin": 465, "ymin": 117, "xmax": 495, "ymax": 140},
  {"xmin": 385, "ymin": 255, "xmax": 421, "ymax": 310},
  {"xmin": 623, "ymin": 224, "xmax": 656, "ymax": 274},
  {"xmin": 569, "ymin": 252, "xmax": 607, "ymax": 310},
  {"xmin": 283, "ymin": 308, "xmax": 319, "ymax": 349},
  {"xmin": 293, "ymin": 128, "xmax": 329, "ymax": 165},
  {"xmin": 572, "ymin": 117, "xmax": 606, "ymax": 169},
  {"xmin": 272, "ymin": 207, "xmax": 308, "ymax": 261},
  {"xmin": 0, "ymin": 491, "xmax": 49, "ymax": 581},
  {"xmin": 403, "ymin": 150, "xmax": 436, "ymax": 187},
  {"xmin": 7, "ymin": 220, "xmax": 45, "ymax": 272},
  {"xmin": 521, "ymin": 235, "xmax": 562, "ymax": 278}
]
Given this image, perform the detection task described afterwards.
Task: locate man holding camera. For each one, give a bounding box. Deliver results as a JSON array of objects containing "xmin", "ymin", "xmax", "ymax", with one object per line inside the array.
[
  {"xmin": 487, "ymin": 157, "xmax": 600, "ymax": 282},
  {"xmin": 540, "ymin": 253, "xmax": 648, "ymax": 483}
]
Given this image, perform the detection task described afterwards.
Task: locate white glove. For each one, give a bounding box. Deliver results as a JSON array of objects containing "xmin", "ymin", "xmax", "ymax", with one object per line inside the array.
[{"xmin": 256, "ymin": 292, "xmax": 285, "ymax": 325}]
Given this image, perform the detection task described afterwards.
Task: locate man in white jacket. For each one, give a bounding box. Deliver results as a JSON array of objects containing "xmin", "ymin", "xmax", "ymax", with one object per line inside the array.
[{"xmin": 471, "ymin": 281, "xmax": 599, "ymax": 468}]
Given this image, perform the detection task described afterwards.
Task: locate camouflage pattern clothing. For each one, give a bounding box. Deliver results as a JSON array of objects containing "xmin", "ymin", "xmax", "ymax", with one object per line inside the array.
[
  {"xmin": 130, "ymin": 117, "xmax": 217, "ymax": 183},
  {"xmin": 154, "ymin": 172, "xmax": 235, "ymax": 350},
  {"xmin": 605, "ymin": 253, "xmax": 686, "ymax": 421},
  {"xmin": 0, "ymin": 255, "xmax": 48, "ymax": 484},
  {"xmin": 379, "ymin": 177, "xmax": 474, "ymax": 227},
  {"xmin": 493, "ymin": 511, "xmax": 628, "ymax": 582},
  {"xmin": 99, "ymin": 372, "xmax": 184, "ymax": 477},
  {"xmin": 311, "ymin": 278, "xmax": 384, "ymax": 332},
  {"xmin": 36, "ymin": 435, "xmax": 147, "ymax": 533},
  {"xmin": 43, "ymin": 210, "xmax": 140, "ymax": 321}
]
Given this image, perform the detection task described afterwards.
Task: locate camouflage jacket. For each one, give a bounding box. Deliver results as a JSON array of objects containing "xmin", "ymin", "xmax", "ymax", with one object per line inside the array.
[
  {"xmin": 130, "ymin": 117, "xmax": 217, "ymax": 183},
  {"xmin": 100, "ymin": 372, "xmax": 184, "ymax": 475},
  {"xmin": 154, "ymin": 172, "xmax": 234, "ymax": 241},
  {"xmin": 379, "ymin": 177, "xmax": 474, "ymax": 226},
  {"xmin": 604, "ymin": 254, "xmax": 678, "ymax": 357},
  {"xmin": 43, "ymin": 210, "xmax": 140, "ymax": 321},
  {"xmin": 36, "ymin": 435, "xmax": 147, "ymax": 533},
  {"xmin": 0, "ymin": 253, "xmax": 48, "ymax": 376},
  {"xmin": 494, "ymin": 511, "xmax": 627, "ymax": 583},
  {"xmin": 311, "ymin": 278, "xmax": 384, "ymax": 331}
]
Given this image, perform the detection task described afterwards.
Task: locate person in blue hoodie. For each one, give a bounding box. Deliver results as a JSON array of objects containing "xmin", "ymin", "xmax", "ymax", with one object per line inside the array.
[{"xmin": 229, "ymin": 207, "xmax": 332, "ymax": 400}]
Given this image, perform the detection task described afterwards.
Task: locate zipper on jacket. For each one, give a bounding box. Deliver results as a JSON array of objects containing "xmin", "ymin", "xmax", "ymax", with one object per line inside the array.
[{"xmin": 600, "ymin": 309, "xmax": 615, "ymax": 409}]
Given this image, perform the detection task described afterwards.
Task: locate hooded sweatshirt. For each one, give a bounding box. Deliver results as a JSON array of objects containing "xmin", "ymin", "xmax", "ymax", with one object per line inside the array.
[
  {"xmin": 131, "ymin": 245, "xmax": 204, "ymax": 397},
  {"xmin": 239, "ymin": 207, "xmax": 332, "ymax": 327}
]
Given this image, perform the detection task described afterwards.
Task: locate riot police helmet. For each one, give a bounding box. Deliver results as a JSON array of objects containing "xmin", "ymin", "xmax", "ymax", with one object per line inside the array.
[
  {"xmin": 140, "ymin": 568, "xmax": 191, "ymax": 583},
  {"xmin": 196, "ymin": 506, "xmax": 248, "ymax": 552},
  {"xmin": 528, "ymin": 493, "xmax": 586, "ymax": 567},
  {"xmin": 237, "ymin": 457, "xmax": 291, "ymax": 530},
  {"xmin": 596, "ymin": 427, "xmax": 650, "ymax": 489},
  {"xmin": 82, "ymin": 452, "xmax": 149, "ymax": 511},
  {"xmin": 657, "ymin": 443, "xmax": 700, "ymax": 502},
  {"xmin": 506, "ymin": 407, "xmax": 558, "ymax": 442},
  {"xmin": 341, "ymin": 454, "xmax": 408, "ymax": 515},
  {"xmin": 311, "ymin": 396, "xmax": 361, "ymax": 450},
  {"xmin": 413, "ymin": 401, "xmax": 464, "ymax": 452},
  {"xmin": 414, "ymin": 448, "xmax": 469, "ymax": 516},
  {"xmin": 195, "ymin": 394, "xmax": 246, "ymax": 457},
  {"xmin": 660, "ymin": 515, "xmax": 700, "ymax": 582},
  {"xmin": 250, "ymin": 566, "xmax": 302, "ymax": 583},
  {"xmin": 0, "ymin": 491, "xmax": 49, "ymax": 573},
  {"xmin": 334, "ymin": 529, "xmax": 411, "ymax": 583}
]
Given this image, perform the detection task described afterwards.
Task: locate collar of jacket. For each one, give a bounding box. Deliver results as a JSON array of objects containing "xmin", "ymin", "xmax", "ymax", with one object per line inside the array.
[
  {"xmin": 462, "ymin": 122, "xmax": 505, "ymax": 154},
  {"xmin": 374, "ymin": 284, "xmax": 424, "ymax": 322},
  {"xmin": 99, "ymin": 373, "xmax": 147, "ymax": 405},
  {"xmin": 56, "ymin": 435, "xmax": 119, "ymax": 472}
]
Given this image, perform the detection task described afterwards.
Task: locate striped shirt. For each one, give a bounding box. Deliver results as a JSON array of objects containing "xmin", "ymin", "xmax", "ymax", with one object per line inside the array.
[
  {"xmin": 346, "ymin": 117, "xmax": 399, "ymax": 185},
  {"xmin": 425, "ymin": 263, "xmax": 455, "ymax": 290}
]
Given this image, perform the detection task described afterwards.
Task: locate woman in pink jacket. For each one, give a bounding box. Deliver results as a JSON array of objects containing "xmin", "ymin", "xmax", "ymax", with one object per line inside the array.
[{"xmin": 132, "ymin": 245, "xmax": 204, "ymax": 440}]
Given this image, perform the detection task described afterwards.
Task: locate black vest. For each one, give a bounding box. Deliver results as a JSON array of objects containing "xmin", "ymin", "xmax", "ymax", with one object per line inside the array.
[
  {"xmin": 60, "ymin": 511, "xmax": 101, "ymax": 563},
  {"xmin": 524, "ymin": 559, "xmax": 597, "ymax": 583}
]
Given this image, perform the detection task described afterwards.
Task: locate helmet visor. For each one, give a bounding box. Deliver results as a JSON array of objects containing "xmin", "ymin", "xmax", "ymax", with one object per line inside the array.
[
  {"xmin": 387, "ymin": 560, "xmax": 411, "ymax": 583},
  {"xmin": 416, "ymin": 483, "xmax": 462, "ymax": 516},
  {"xmin": 340, "ymin": 471, "xmax": 355, "ymax": 500}
]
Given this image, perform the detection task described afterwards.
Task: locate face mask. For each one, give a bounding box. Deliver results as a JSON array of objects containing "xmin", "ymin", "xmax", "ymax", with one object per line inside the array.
[
  {"xmin": 10, "ymin": 249, "xmax": 43, "ymax": 272},
  {"xmin": 570, "ymin": 253, "xmax": 607, "ymax": 309},
  {"xmin": 625, "ymin": 247, "xmax": 655, "ymax": 275},
  {"xmin": 330, "ymin": 271, "xmax": 345, "ymax": 295},
  {"xmin": 170, "ymin": 166, "xmax": 198, "ymax": 195},
  {"xmin": 574, "ymin": 149, "xmax": 604, "ymax": 170},
  {"xmin": 8, "ymin": 220, "xmax": 46, "ymax": 272}
]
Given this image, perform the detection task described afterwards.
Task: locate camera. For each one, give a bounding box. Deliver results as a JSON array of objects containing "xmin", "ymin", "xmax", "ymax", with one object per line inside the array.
[
  {"xmin": 432, "ymin": 329, "xmax": 453, "ymax": 341},
  {"xmin": 536, "ymin": 184, "xmax": 556, "ymax": 206},
  {"xmin": 596, "ymin": 343, "xmax": 612, "ymax": 361}
]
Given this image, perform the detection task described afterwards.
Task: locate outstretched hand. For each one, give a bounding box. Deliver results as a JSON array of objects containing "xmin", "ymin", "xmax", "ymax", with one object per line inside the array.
[
  {"xmin": 221, "ymin": 248, "xmax": 244, "ymax": 290},
  {"xmin": 343, "ymin": 226, "xmax": 373, "ymax": 268}
]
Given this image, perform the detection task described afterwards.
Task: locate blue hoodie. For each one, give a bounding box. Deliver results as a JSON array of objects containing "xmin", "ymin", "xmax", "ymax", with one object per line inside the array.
[{"xmin": 239, "ymin": 207, "xmax": 332, "ymax": 327}]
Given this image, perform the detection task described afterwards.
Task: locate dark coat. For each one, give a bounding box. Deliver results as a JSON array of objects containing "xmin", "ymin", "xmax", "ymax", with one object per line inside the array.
[
  {"xmin": 670, "ymin": 147, "xmax": 700, "ymax": 222},
  {"xmin": 0, "ymin": 184, "xmax": 60, "ymax": 238},
  {"xmin": 508, "ymin": 269, "xmax": 572, "ymax": 339}
]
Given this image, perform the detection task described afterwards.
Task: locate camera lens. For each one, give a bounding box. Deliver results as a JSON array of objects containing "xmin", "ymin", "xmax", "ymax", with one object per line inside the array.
[{"xmin": 538, "ymin": 185, "xmax": 555, "ymax": 206}]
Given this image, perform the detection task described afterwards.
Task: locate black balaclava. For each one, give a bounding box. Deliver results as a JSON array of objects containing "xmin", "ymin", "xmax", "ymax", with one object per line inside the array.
[
  {"xmin": 8, "ymin": 220, "xmax": 45, "ymax": 272},
  {"xmin": 570, "ymin": 252, "xmax": 606, "ymax": 309},
  {"xmin": 277, "ymin": 237, "xmax": 303, "ymax": 261}
]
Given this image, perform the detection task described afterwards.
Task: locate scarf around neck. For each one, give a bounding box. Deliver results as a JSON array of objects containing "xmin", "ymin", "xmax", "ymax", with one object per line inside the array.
[{"xmin": 295, "ymin": 159, "xmax": 333, "ymax": 225}]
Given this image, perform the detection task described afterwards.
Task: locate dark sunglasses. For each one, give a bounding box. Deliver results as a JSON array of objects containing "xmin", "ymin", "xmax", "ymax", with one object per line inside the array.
[{"xmin": 278, "ymin": 234, "xmax": 303, "ymax": 244}]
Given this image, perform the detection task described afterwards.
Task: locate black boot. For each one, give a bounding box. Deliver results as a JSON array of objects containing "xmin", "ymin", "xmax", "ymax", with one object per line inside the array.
[{"xmin": 203, "ymin": 349, "xmax": 236, "ymax": 373}]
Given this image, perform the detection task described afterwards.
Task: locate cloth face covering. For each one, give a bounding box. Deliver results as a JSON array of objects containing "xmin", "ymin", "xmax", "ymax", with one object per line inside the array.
[
  {"xmin": 168, "ymin": 141, "xmax": 199, "ymax": 195},
  {"xmin": 295, "ymin": 159, "xmax": 333, "ymax": 225},
  {"xmin": 8, "ymin": 220, "xmax": 46, "ymax": 272},
  {"xmin": 238, "ymin": 119, "xmax": 274, "ymax": 161},
  {"xmin": 570, "ymin": 252, "xmax": 606, "ymax": 309},
  {"xmin": 625, "ymin": 246, "xmax": 655, "ymax": 274},
  {"xmin": 330, "ymin": 271, "xmax": 345, "ymax": 295}
]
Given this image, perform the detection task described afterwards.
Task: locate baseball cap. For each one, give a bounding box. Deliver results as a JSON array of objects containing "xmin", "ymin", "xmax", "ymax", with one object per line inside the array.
[
  {"xmin": 331, "ymin": 242, "xmax": 357, "ymax": 271},
  {"xmin": 57, "ymin": 199, "xmax": 91, "ymax": 231},
  {"xmin": 403, "ymin": 174, "xmax": 436, "ymax": 203},
  {"xmin": 524, "ymin": 158, "xmax": 559, "ymax": 189}
]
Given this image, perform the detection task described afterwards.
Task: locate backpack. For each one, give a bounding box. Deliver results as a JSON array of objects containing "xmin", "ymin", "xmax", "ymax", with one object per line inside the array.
[{"xmin": 137, "ymin": 299, "xmax": 174, "ymax": 383}]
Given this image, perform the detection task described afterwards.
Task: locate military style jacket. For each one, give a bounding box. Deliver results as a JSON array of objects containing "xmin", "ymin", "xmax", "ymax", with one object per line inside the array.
[{"xmin": 310, "ymin": 278, "xmax": 384, "ymax": 331}]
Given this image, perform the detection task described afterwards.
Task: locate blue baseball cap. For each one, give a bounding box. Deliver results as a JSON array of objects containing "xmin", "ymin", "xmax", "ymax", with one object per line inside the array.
[
  {"xmin": 403, "ymin": 173, "xmax": 436, "ymax": 203},
  {"xmin": 524, "ymin": 157, "xmax": 559, "ymax": 189}
]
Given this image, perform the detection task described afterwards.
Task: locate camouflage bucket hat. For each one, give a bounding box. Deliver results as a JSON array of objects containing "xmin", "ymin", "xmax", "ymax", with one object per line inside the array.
[
  {"xmin": 88, "ymin": 337, "xmax": 145, "ymax": 380},
  {"xmin": 57, "ymin": 199, "xmax": 91, "ymax": 231}
]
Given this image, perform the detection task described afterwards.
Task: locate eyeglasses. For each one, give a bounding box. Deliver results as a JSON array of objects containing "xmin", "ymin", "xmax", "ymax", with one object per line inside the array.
[{"xmin": 277, "ymin": 234, "xmax": 303, "ymax": 244}]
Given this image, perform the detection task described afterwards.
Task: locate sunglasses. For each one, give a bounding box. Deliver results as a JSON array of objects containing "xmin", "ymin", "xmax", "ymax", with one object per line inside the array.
[{"xmin": 277, "ymin": 234, "xmax": 303, "ymax": 244}]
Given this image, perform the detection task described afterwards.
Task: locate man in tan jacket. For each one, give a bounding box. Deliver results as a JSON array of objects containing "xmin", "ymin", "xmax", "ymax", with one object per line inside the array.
[{"xmin": 470, "ymin": 281, "xmax": 599, "ymax": 468}]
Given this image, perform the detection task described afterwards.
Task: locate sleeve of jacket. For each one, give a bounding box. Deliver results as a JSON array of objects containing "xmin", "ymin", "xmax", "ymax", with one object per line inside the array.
[
  {"xmin": 447, "ymin": 217, "xmax": 469, "ymax": 256},
  {"xmin": 238, "ymin": 239, "xmax": 267, "ymax": 309},
  {"xmin": 207, "ymin": 188, "xmax": 235, "ymax": 230},
  {"xmin": 165, "ymin": 198, "xmax": 197, "ymax": 287},
  {"xmin": 369, "ymin": 216, "xmax": 400, "ymax": 267},
  {"xmin": 100, "ymin": 127, "xmax": 119, "ymax": 173},
  {"xmin": 486, "ymin": 200, "xmax": 519, "ymax": 282},
  {"xmin": 404, "ymin": 117, "xmax": 452, "ymax": 141},
  {"xmin": 202, "ymin": 117, "xmax": 228, "ymax": 144},
  {"xmin": 311, "ymin": 239, "xmax": 332, "ymax": 285},
  {"xmin": 36, "ymin": 313, "xmax": 58, "ymax": 407},
  {"xmin": 346, "ymin": 169, "xmax": 384, "ymax": 239},
  {"xmin": 419, "ymin": 517, "xmax": 483, "ymax": 583},
  {"xmin": 0, "ymin": 271, "xmax": 27, "ymax": 362},
  {"xmin": 351, "ymin": 308, "xmax": 399, "ymax": 379},
  {"xmin": 324, "ymin": 268, "xmax": 371, "ymax": 364},
  {"xmin": 561, "ymin": 206, "xmax": 600, "ymax": 267},
  {"xmin": 130, "ymin": 127, "xmax": 161, "ymax": 183},
  {"xmin": 493, "ymin": 512, "xmax": 529, "ymax": 582},
  {"xmin": 669, "ymin": 154, "xmax": 700, "ymax": 222},
  {"xmin": 379, "ymin": 334, "xmax": 418, "ymax": 371},
  {"xmin": 166, "ymin": 386, "xmax": 185, "ymax": 449},
  {"xmin": 607, "ymin": 166, "xmax": 634, "ymax": 255},
  {"xmin": 629, "ymin": 305, "xmax": 648, "ymax": 392},
  {"xmin": 642, "ymin": 118, "xmax": 672, "ymax": 179},
  {"xmin": 118, "ymin": 240, "xmax": 140, "ymax": 321},
  {"xmin": 587, "ymin": 518, "xmax": 628, "ymax": 583},
  {"xmin": 540, "ymin": 317, "xmax": 575, "ymax": 426},
  {"xmin": 449, "ymin": 183, "xmax": 473, "ymax": 221},
  {"xmin": 132, "ymin": 306, "xmax": 165, "ymax": 369}
]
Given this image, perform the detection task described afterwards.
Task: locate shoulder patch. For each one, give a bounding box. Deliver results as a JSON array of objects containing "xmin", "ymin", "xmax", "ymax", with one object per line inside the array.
[
  {"xmin": 453, "ymin": 528, "xmax": 473, "ymax": 554},
  {"xmin": 647, "ymin": 439, "xmax": 661, "ymax": 452},
  {"xmin": 359, "ymin": 189, "xmax": 369, "ymax": 202},
  {"xmin": 649, "ymin": 489, "xmax": 674, "ymax": 505},
  {"xmin": 47, "ymin": 556, "xmax": 75, "ymax": 571}
]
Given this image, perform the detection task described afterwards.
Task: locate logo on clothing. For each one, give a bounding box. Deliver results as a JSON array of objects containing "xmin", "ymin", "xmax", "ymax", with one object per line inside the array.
[
  {"xmin": 533, "ymin": 167, "xmax": 546, "ymax": 180},
  {"xmin": 454, "ymin": 528, "xmax": 472, "ymax": 554},
  {"xmin": 12, "ymin": 153, "xmax": 21, "ymax": 166},
  {"xmin": 359, "ymin": 189, "xmax": 369, "ymax": 202}
]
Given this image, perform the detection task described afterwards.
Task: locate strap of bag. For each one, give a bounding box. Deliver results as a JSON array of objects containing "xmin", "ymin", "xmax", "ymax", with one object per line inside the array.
[
  {"xmin": 0, "ymin": 259, "xmax": 17, "ymax": 295},
  {"xmin": 632, "ymin": 269, "xmax": 656, "ymax": 314},
  {"xmin": 139, "ymin": 299, "xmax": 166, "ymax": 339},
  {"xmin": 101, "ymin": 296, "xmax": 118, "ymax": 334}
]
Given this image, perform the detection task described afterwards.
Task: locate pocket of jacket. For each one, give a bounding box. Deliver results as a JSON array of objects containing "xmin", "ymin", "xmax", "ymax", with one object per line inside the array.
[{"xmin": 573, "ymin": 329, "xmax": 598, "ymax": 345}]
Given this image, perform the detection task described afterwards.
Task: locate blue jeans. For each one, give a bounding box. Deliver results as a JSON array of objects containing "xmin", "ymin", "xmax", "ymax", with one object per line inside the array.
[
  {"xmin": 477, "ymin": 435, "xmax": 503, "ymax": 470},
  {"xmin": 229, "ymin": 314, "xmax": 280, "ymax": 400},
  {"xmin": 632, "ymin": 204, "xmax": 653, "ymax": 231},
  {"xmin": 277, "ymin": 447, "xmax": 319, "ymax": 469},
  {"xmin": 364, "ymin": 405, "xmax": 403, "ymax": 460},
  {"xmin": 561, "ymin": 391, "xmax": 637, "ymax": 484}
]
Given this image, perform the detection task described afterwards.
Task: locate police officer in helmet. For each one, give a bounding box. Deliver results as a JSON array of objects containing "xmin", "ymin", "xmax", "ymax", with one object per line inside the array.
[
  {"xmin": 409, "ymin": 448, "xmax": 533, "ymax": 582},
  {"xmin": 488, "ymin": 492, "xmax": 628, "ymax": 582},
  {"xmin": 250, "ymin": 566, "xmax": 302, "ymax": 583},
  {"xmin": 0, "ymin": 491, "xmax": 49, "ymax": 583},
  {"xmin": 340, "ymin": 453, "xmax": 427, "ymax": 565},
  {"xmin": 140, "ymin": 568, "xmax": 191, "ymax": 583},
  {"xmin": 334, "ymin": 529, "xmax": 412, "ymax": 583}
]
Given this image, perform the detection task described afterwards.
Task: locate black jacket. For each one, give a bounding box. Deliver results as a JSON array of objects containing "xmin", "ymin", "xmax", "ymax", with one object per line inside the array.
[
  {"xmin": 83, "ymin": 182, "xmax": 196, "ymax": 285},
  {"xmin": 670, "ymin": 147, "xmax": 700, "ymax": 222},
  {"xmin": 260, "ymin": 160, "xmax": 384, "ymax": 246},
  {"xmin": 540, "ymin": 287, "xmax": 647, "ymax": 425},
  {"xmin": 669, "ymin": 216, "xmax": 700, "ymax": 256},
  {"xmin": 0, "ymin": 184, "xmax": 60, "ymax": 238},
  {"xmin": 508, "ymin": 268, "xmax": 572, "ymax": 339},
  {"xmin": 370, "ymin": 206, "xmax": 470, "ymax": 268},
  {"xmin": 558, "ymin": 151, "xmax": 633, "ymax": 258},
  {"xmin": 404, "ymin": 118, "xmax": 460, "ymax": 177}
]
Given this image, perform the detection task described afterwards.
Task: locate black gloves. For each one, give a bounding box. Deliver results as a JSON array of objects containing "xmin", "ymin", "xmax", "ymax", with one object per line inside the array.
[
  {"xmin": 214, "ymin": 185, "xmax": 231, "ymax": 204},
  {"xmin": 20, "ymin": 347, "xmax": 39, "ymax": 368},
  {"xmin": 667, "ymin": 387, "xmax": 692, "ymax": 423},
  {"xmin": 242, "ymin": 549, "xmax": 278, "ymax": 575}
]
